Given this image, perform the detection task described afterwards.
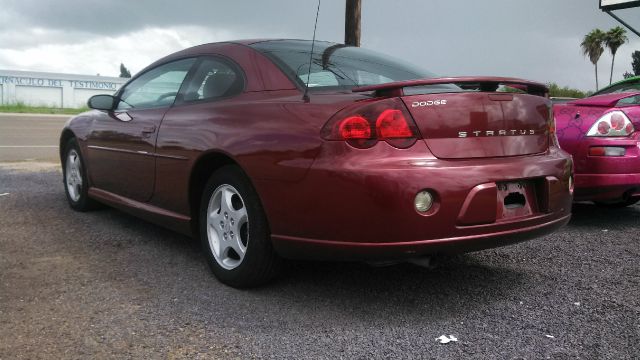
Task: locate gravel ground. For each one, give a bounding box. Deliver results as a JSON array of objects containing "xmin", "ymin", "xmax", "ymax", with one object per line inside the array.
[{"xmin": 1, "ymin": 164, "xmax": 639, "ymax": 359}]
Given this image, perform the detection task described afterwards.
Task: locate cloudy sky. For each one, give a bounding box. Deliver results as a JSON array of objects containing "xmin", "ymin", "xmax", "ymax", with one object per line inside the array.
[{"xmin": 1, "ymin": 0, "xmax": 639, "ymax": 91}]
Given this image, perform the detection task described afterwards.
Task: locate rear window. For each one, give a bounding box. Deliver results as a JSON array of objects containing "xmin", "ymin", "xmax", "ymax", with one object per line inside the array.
[{"xmin": 250, "ymin": 40, "xmax": 436, "ymax": 90}]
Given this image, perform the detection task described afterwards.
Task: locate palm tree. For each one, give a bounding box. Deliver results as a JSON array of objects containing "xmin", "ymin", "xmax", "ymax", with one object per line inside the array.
[
  {"xmin": 581, "ymin": 29, "xmax": 606, "ymax": 91},
  {"xmin": 605, "ymin": 26, "xmax": 628, "ymax": 85}
]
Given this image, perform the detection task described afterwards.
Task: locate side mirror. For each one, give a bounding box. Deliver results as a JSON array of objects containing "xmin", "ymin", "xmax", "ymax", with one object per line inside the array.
[{"xmin": 88, "ymin": 94, "xmax": 117, "ymax": 111}]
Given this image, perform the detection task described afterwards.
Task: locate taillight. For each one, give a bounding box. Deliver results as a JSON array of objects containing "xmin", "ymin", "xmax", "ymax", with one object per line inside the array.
[
  {"xmin": 376, "ymin": 109, "xmax": 412, "ymax": 138},
  {"xmin": 589, "ymin": 146, "xmax": 626, "ymax": 157},
  {"xmin": 586, "ymin": 111, "xmax": 635, "ymax": 137},
  {"xmin": 321, "ymin": 98, "xmax": 420, "ymax": 149},
  {"xmin": 339, "ymin": 116, "xmax": 371, "ymax": 139}
]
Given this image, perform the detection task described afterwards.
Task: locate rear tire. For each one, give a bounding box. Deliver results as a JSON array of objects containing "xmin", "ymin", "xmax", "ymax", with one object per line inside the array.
[
  {"xmin": 199, "ymin": 165, "xmax": 282, "ymax": 288},
  {"xmin": 62, "ymin": 138, "xmax": 100, "ymax": 211}
]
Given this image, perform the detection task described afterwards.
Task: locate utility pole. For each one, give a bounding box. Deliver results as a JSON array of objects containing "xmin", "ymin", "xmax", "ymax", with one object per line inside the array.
[{"xmin": 345, "ymin": 0, "xmax": 361, "ymax": 46}]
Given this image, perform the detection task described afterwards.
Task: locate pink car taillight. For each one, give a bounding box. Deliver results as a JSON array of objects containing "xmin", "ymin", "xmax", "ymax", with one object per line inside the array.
[
  {"xmin": 588, "ymin": 146, "xmax": 626, "ymax": 157},
  {"xmin": 321, "ymin": 97, "xmax": 420, "ymax": 149},
  {"xmin": 586, "ymin": 110, "xmax": 635, "ymax": 137}
]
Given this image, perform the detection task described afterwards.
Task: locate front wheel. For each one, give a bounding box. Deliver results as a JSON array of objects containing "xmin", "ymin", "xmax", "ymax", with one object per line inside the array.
[
  {"xmin": 199, "ymin": 166, "xmax": 282, "ymax": 288},
  {"xmin": 62, "ymin": 139, "xmax": 99, "ymax": 211}
]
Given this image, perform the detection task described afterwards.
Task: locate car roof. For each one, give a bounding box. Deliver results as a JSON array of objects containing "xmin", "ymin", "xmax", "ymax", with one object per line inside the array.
[
  {"xmin": 143, "ymin": 39, "xmax": 341, "ymax": 72},
  {"xmin": 187, "ymin": 39, "xmax": 338, "ymax": 50},
  {"xmin": 595, "ymin": 75, "xmax": 640, "ymax": 95},
  {"xmin": 607, "ymin": 75, "xmax": 640, "ymax": 87},
  {"xmin": 149, "ymin": 39, "xmax": 337, "ymax": 65},
  {"xmin": 231, "ymin": 39, "xmax": 329, "ymax": 46}
]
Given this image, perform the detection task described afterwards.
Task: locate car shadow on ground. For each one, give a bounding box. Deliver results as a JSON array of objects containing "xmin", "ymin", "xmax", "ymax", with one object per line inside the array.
[
  {"xmin": 93, "ymin": 204, "xmax": 532, "ymax": 317},
  {"xmin": 569, "ymin": 202, "xmax": 639, "ymax": 228},
  {"xmin": 270, "ymin": 255, "xmax": 528, "ymax": 310}
]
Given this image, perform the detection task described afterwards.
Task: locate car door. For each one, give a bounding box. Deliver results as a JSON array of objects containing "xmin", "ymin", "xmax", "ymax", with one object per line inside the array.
[
  {"xmin": 86, "ymin": 58, "xmax": 196, "ymax": 202},
  {"xmin": 151, "ymin": 56, "xmax": 247, "ymax": 214}
]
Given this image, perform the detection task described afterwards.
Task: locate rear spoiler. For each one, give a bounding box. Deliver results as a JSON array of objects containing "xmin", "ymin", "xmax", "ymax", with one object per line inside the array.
[
  {"xmin": 567, "ymin": 91, "xmax": 640, "ymax": 107},
  {"xmin": 352, "ymin": 76, "xmax": 549, "ymax": 98}
]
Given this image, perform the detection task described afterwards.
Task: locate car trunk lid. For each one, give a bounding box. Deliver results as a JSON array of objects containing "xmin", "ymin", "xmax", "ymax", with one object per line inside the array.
[
  {"xmin": 401, "ymin": 92, "xmax": 550, "ymax": 159},
  {"xmin": 554, "ymin": 92, "xmax": 640, "ymax": 154},
  {"xmin": 353, "ymin": 77, "xmax": 551, "ymax": 159}
]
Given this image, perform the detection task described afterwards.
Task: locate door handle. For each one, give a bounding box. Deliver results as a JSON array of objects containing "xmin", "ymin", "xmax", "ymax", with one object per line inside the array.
[{"xmin": 141, "ymin": 125, "xmax": 157, "ymax": 134}]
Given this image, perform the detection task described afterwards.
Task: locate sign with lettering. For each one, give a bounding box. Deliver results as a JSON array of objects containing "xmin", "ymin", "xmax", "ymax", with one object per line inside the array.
[
  {"xmin": 0, "ymin": 76, "xmax": 123, "ymax": 90},
  {"xmin": 600, "ymin": 0, "xmax": 640, "ymax": 10}
]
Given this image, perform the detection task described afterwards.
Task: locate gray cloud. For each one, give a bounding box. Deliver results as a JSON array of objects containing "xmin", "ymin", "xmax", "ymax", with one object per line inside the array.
[
  {"xmin": 1, "ymin": 0, "xmax": 345, "ymax": 38},
  {"xmin": 1, "ymin": 0, "xmax": 639, "ymax": 90}
]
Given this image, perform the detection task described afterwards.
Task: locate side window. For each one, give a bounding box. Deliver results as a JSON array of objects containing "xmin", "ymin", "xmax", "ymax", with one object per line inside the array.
[
  {"xmin": 117, "ymin": 58, "xmax": 196, "ymax": 110},
  {"xmin": 300, "ymin": 70, "xmax": 340, "ymax": 87},
  {"xmin": 181, "ymin": 57, "xmax": 244, "ymax": 102}
]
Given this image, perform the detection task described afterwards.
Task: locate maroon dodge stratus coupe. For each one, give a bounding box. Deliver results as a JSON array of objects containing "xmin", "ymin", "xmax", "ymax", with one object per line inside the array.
[{"xmin": 60, "ymin": 40, "xmax": 573, "ymax": 287}]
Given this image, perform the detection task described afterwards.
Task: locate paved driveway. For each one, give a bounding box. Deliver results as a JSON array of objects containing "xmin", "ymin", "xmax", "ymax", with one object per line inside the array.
[{"xmin": 0, "ymin": 113, "xmax": 69, "ymax": 162}]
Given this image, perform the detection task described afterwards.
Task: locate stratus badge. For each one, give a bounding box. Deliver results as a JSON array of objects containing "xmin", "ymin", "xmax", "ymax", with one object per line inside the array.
[{"xmin": 458, "ymin": 129, "xmax": 537, "ymax": 138}]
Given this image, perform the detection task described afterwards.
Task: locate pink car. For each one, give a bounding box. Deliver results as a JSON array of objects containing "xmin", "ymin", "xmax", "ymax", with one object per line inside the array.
[{"xmin": 555, "ymin": 81, "xmax": 640, "ymax": 207}]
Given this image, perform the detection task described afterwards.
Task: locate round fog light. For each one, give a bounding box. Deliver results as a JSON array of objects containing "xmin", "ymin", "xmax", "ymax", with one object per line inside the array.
[{"xmin": 415, "ymin": 191, "xmax": 434, "ymax": 213}]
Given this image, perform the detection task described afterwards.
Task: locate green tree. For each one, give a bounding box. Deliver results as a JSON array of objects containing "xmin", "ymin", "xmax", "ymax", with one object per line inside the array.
[
  {"xmin": 547, "ymin": 83, "xmax": 589, "ymax": 98},
  {"xmin": 623, "ymin": 71, "xmax": 634, "ymax": 79},
  {"xmin": 581, "ymin": 29, "xmax": 606, "ymax": 91},
  {"xmin": 632, "ymin": 50, "xmax": 640, "ymax": 76},
  {"xmin": 605, "ymin": 26, "xmax": 628, "ymax": 85},
  {"xmin": 119, "ymin": 63, "xmax": 132, "ymax": 78}
]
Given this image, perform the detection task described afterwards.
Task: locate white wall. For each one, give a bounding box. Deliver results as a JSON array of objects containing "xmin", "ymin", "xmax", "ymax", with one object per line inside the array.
[
  {"xmin": 16, "ymin": 86, "xmax": 63, "ymax": 107},
  {"xmin": 0, "ymin": 70, "xmax": 127, "ymax": 108},
  {"xmin": 73, "ymin": 88, "xmax": 114, "ymax": 108}
]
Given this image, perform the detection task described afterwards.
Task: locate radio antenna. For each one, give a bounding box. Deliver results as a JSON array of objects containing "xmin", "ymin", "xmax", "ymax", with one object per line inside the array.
[{"xmin": 303, "ymin": 0, "xmax": 321, "ymax": 102}]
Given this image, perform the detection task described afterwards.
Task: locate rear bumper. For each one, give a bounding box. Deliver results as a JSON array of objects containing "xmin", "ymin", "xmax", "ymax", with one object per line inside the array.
[
  {"xmin": 569, "ymin": 136, "xmax": 640, "ymax": 202},
  {"xmin": 574, "ymin": 173, "xmax": 640, "ymax": 201},
  {"xmin": 257, "ymin": 141, "xmax": 573, "ymax": 261},
  {"xmin": 272, "ymin": 214, "xmax": 570, "ymax": 261}
]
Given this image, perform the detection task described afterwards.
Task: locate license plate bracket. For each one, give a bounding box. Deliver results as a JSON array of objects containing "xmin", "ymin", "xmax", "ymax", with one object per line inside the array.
[{"xmin": 496, "ymin": 180, "xmax": 537, "ymax": 220}]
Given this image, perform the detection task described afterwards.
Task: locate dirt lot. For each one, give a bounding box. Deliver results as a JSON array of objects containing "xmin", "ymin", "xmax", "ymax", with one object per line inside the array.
[{"xmin": 1, "ymin": 163, "xmax": 639, "ymax": 359}]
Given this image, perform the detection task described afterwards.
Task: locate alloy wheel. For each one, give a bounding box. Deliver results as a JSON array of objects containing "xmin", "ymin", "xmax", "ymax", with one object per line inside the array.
[
  {"xmin": 65, "ymin": 149, "xmax": 83, "ymax": 202},
  {"xmin": 206, "ymin": 184, "xmax": 249, "ymax": 270}
]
